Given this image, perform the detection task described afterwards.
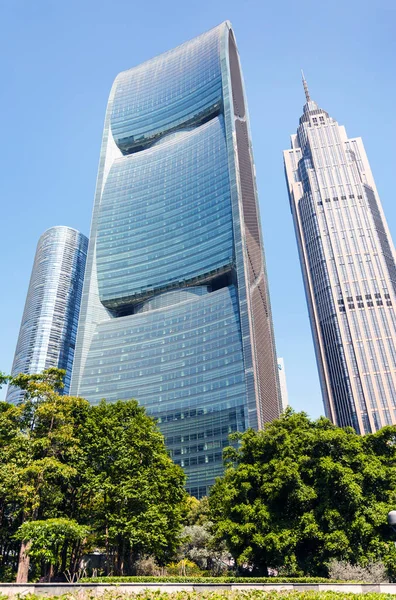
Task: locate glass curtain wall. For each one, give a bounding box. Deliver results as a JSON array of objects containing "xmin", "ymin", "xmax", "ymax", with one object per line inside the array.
[{"xmin": 71, "ymin": 22, "xmax": 280, "ymax": 496}]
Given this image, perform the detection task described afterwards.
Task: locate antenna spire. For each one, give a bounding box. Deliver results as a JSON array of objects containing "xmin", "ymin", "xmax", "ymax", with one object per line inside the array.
[{"xmin": 301, "ymin": 70, "xmax": 311, "ymax": 103}]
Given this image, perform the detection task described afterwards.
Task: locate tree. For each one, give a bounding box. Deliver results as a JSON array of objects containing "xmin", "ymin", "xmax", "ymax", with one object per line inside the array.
[
  {"xmin": 7, "ymin": 369, "xmax": 90, "ymax": 583},
  {"xmin": 184, "ymin": 496, "xmax": 211, "ymax": 526},
  {"xmin": 0, "ymin": 373, "xmax": 9, "ymax": 389},
  {"xmin": 209, "ymin": 409, "xmax": 396, "ymax": 576},
  {"xmin": 0, "ymin": 401, "xmax": 25, "ymax": 581},
  {"xmin": 15, "ymin": 518, "xmax": 89, "ymax": 581},
  {"xmin": 0, "ymin": 369, "xmax": 188, "ymax": 581},
  {"xmin": 178, "ymin": 523, "xmax": 232, "ymax": 574},
  {"xmin": 180, "ymin": 497, "xmax": 232, "ymax": 574},
  {"xmin": 78, "ymin": 399, "xmax": 187, "ymax": 575}
]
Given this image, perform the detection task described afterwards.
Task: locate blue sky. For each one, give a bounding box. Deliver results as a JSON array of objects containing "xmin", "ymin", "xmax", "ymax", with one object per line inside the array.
[{"xmin": 0, "ymin": 0, "xmax": 395, "ymax": 417}]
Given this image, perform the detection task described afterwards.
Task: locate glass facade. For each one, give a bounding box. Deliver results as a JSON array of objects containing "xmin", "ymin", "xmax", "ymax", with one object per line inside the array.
[
  {"xmin": 97, "ymin": 117, "xmax": 233, "ymax": 309},
  {"xmin": 71, "ymin": 22, "xmax": 281, "ymax": 495},
  {"xmin": 284, "ymin": 77, "xmax": 396, "ymax": 433},
  {"xmin": 7, "ymin": 226, "xmax": 88, "ymax": 403}
]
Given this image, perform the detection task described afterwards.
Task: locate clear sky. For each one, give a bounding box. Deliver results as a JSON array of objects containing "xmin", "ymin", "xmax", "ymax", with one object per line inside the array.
[{"xmin": 0, "ymin": 0, "xmax": 395, "ymax": 418}]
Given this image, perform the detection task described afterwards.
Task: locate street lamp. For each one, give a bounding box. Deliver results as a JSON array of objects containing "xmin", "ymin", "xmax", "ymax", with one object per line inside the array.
[{"xmin": 387, "ymin": 511, "xmax": 396, "ymax": 533}]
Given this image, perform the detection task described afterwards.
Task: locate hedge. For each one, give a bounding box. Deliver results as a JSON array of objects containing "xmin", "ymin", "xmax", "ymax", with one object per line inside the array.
[
  {"xmin": 80, "ymin": 577, "xmax": 340, "ymax": 583},
  {"xmin": 1, "ymin": 591, "xmax": 395, "ymax": 600}
]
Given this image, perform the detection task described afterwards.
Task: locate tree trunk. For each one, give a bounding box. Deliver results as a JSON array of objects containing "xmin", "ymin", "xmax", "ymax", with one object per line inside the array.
[
  {"xmin": 105, "ymin": 519, "xmax": 109, "ymax": 575},
  {"xmin": 70, "ymin": 540, "xmax": 80, "ymax": 577},
  {"xmin": 16, "ymin": 539, "xmax": 31, "ymax": 583},
  {"xmin": 60, "ymin": 541, "xmax": 68, "ymax": 574}
]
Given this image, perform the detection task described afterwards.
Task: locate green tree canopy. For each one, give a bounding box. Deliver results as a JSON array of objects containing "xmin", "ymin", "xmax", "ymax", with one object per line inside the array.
[
  {"xmin": 209, "ymin": 409, "xmax": 396, "ymax": 576},
  {"xmin": 0, "ymin": 369, "xmax": 90, "ymax": 582},
  {"xmin": 15, "ymin": 518, "xmax": 89, "ymax": 581},
  {"xmin": 0, "ymin": 369, "xmax": 187, "ymax": 582},
  {"xmin": 78, "ymin": 399, "xmax": 187, "ymax": 573}
]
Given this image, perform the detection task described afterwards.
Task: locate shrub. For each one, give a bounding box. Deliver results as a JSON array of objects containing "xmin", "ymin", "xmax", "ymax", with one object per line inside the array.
[
  {"xmin": 134, "ymin": 556, "xmax": 162, "ymax": 576},
  {"xmin": 166, "ymin": 560, "xmax": 204, "ymax": 576},
  {"xmin": 80, "ymin": 576, "xmax": 334, "ymax": 583},
  {"xmin": 328, "ymin": 560, "xmax": 388, "ymax": 583}
]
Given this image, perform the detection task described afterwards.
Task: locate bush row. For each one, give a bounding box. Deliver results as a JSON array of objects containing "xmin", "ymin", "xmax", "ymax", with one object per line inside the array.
[
  {"xmin": 1, "ymin": 591, "xmax": 394, "ymax": 600},
  {"xmin": 80, "ymin": 576, "xmax": 338, "ymax": 583}
]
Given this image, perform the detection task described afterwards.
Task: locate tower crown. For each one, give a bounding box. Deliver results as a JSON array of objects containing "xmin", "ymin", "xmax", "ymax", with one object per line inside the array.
[
  {"xmin": 301, "ymin": 70, "xmax": 319, "ymax": 112},
  {"xmin": 299, "ymin": 71, "xmax": 328, "ymax": 124},
  {"xmin": 301, "ymin": 70, "xmax": 311, "ymax": 102}
]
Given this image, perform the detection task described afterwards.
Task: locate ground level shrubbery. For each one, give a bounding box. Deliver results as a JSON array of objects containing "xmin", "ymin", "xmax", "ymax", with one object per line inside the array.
[
  {"xmin": 1, "ymin": 591, "xmax": 396, "ymax": 600},
  {"xmin": 2, "ymin": 371, "xmax": 396, "ymax": 583},
  {"xmin": 80, "ymin": 577, "xmax": 335, "ymax": 583}
]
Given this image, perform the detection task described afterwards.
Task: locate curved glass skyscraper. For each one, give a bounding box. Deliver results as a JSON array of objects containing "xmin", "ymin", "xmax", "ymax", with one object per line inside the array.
[
  {"xmin": 7, "ymin": 226, "xmax": 88, "ymax": 403},
  {"xmin": 71, "ymin": 22, "xmax": 280, "ymax": 495}
]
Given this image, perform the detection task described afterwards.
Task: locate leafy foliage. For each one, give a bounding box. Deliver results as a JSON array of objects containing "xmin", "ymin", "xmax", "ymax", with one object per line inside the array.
[
  {"xmin": 328, "ymin": 559, "xmax": 388, "ymax": 583},
  {"xmin": 184, "ymin": 496, "xmax": 211, "ymax": 526},
  {"xmin": 1, "ymin": 591, "xmax": 396, "ymax": 600},
  {"xmin": 78, "ymin": 399, "xmax": 187, "ymax": 571},
  {"xmin": 0, "ymin": 369, "xmax": 187, "ymax": 582},
  {"xmin": 166, "ymin": 559, "xmax": 204, "ymax": 576},
  {"xmin": 134, "ymin": 555, "xmax": 162, "ymax": 576},
  {"xmin": 178, "ymin": 523, "xmax": 232, "ymax": 575},
  {"xmin": 15, "ymin": 518, "xmax": 88, "ymax": 572},
  {"xmin": 0, "ymin": 369, "xmax": 89, "ymax": 582},
  {"xmin": 209, "ymin": 409, "xmax": 396, "ymax": 576},
  {"xmin": 3, "ymin": 371, "xmax": 396, "ymax": 584},
  {"xmin": 80, "ymin": 575, "xmax": 337, "ymax": 582}
]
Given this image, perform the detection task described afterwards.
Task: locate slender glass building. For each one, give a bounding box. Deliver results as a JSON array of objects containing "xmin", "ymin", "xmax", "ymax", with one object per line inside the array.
[
  {"xmin": 71, "ymin": 22, "xmax": 281, "ymax": 496},
  {"xmin": 6, "ymin": 226, "xmax": 88, "ymax": 403},
  {"xmin": 284, "ymin": 75, "xmax": 396, "ymax": 434},
  {"xmin": 277, "ymin": 358, "xmax": 289, "ymax": 411}
]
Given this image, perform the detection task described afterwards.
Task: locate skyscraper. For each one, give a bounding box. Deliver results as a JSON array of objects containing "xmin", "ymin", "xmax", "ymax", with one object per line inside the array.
[
  {"xmin": 7, "ymin": 226, "xmax": 88, "ymax": 403},
  {"xmin": 277, "ymin": 358, "xmax": 289, "ymax": 411},
  {"xmin": 71, "ymin": 22, "xmax": 281, "ymax": 496},
  {"xmin": 284, "ymin": 74, "xmax": 396, "ymax": 434}
]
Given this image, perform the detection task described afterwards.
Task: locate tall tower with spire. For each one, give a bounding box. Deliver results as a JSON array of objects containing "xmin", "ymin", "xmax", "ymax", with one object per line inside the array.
[{"xmin": 284, "ymin": 75, "xmax": 396, "ymax": 433}]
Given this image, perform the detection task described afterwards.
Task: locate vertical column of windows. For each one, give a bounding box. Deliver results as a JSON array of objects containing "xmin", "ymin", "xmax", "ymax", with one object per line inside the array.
[
  {"xmin": 315, "ymin": 126, "xmax": 393, "ymax": 431},
  {"xmin": 340, "ymin": 312, "xmax": 369, "ymax": 423},
  {"xmin": 376, "ymin": 338, "xmax": 390, "ymax": 370},
  {"xmin": 298, "ymin": 186, "xmax": 358, "ymax": 430},
  {"xmin": 373, "ymin": 373, "xmax": 391, "ymax": 424},
  {"xmin": 306, "ymin": 127, "xmax": 365, "ymax": 432},
  {"xmin": 378, "ymin": 308, "xmax": 396, "ymax": 368},
  {"xmin": 383, "ymin": 372, "xmax": 396, "ymax": 418}
]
